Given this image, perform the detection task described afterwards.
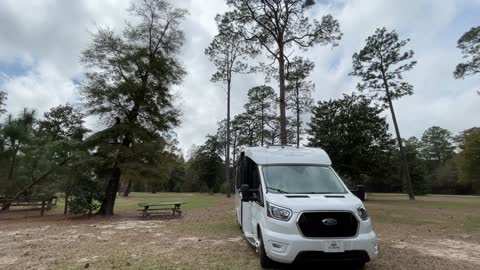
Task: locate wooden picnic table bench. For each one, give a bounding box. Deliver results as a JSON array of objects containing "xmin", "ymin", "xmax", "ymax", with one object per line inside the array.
[
  {"xmin": 0, "ymin": 196, "xmax": 58, "ymax": 216},
  {"xmin": 137, "ymin": 202, "xmax": 185, "ymax": 219}
]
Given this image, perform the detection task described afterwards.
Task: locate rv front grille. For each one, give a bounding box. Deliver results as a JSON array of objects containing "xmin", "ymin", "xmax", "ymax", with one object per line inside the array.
[{"xmin": 297, "ymin": 211, "xmax": 358, "ymax": 238}]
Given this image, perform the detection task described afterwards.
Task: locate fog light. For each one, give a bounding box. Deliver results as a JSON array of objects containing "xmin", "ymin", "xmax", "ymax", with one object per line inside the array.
[{"xmin": 269, "ymin": 240, "xmax": 288, "ymax": 253}]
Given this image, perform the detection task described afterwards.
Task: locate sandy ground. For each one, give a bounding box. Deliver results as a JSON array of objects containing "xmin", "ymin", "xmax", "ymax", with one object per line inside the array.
[{"xmin": 0, "ymin": 196, "xmax": 479, "ymax": 270}]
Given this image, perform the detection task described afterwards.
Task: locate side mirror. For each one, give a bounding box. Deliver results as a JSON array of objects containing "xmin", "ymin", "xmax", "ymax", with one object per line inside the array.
[
  {"xmin": 353, "ymin": 185, "xmax": 366, "ymax": 202},
  {"xmin": 240, "ymin": 184, "xmax": 259, "ymax": 202},
  {"xmin": 240, "ymin": 184, "xmax": 249, "ymax": 193}
]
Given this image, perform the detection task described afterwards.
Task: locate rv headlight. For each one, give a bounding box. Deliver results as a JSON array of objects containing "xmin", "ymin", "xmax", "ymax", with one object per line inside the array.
[
  {"xmin": 357, "ymin": 206, "xmax": 369, "ymax": 221},
  {"xmin": 267, "ymin": 202, "xmax": 292, "ymax": 221}
]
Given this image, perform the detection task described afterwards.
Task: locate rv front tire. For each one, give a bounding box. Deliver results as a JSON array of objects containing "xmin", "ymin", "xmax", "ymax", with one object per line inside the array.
[{"xmin": 258, "ymin": 230, "xmax": 276, "ymax": 269}]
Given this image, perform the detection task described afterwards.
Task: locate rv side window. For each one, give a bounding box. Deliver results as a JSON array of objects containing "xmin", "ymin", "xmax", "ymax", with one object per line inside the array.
[
  {"xmin": 235, "ymin": 154, "xmax": 245, "ymax": 189},
  {"xmin": 242, "ymin": 157, "xmax": 255, "ymax": 188},
  {"xmin": 245, "ymin": 157, "xmax": 264, "ymax": 206}
]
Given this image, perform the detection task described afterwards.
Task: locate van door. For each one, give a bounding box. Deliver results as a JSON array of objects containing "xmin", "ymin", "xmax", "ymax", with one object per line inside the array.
[
  {"xmin": 237, "ymin": 154, "xmax": 253, "ymax": 236},
  {"xmin": 234, "ymin": 158, "xmax": 242, "ymax": 225},
  {"xmin": 242, "ymin": 199, "xmax": 253, "ymax": 236},
  {"xmin": 240, "ymin": 157, "xmax": 255, "ymax": 238},
  {"xmin": 249, "ymin": 163, "xmax": 264, "ymax": 239}
]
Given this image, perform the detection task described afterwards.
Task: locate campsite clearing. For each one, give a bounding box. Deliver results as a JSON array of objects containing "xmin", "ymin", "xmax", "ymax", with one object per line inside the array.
[{"xmin": 0, "ymin": 193, "xmax": 479, "ymax": 269}]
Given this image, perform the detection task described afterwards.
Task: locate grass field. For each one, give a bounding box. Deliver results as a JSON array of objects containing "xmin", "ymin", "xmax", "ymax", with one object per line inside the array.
[{"xmin": 0, "ymin": 192, "xmax": 479, "ymax": 269}]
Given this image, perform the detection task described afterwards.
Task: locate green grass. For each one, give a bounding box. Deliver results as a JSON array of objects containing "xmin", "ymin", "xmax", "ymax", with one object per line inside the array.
[
  {"xmin": 368, "ymin": 193, "xmax": 480, "ymax": 209},
  {"xmin": 113, "ymin": 192, "xmax": 225, "ymax": 210},
  {"xmin": 366, "ymin": 193, "xmax": 480, "ymax": 231},
  {"xmin": 113, "ymin": 192, "xmax": 480, "ymax": 232},
  {"xmin": 53, "ymin": 192, "xmax": 479, "ymax": 233},
  {"xmin": 114, "ymin": 192, "xmax": 480, "ymax": 232}
]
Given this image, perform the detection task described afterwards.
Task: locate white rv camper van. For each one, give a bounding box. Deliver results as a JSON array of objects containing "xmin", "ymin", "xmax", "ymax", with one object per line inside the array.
[{"xmin": 235, "ymin": 146, "xmax": 378, "ymax": 268}]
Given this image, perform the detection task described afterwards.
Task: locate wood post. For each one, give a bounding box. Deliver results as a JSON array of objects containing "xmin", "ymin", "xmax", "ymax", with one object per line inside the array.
[{"xmin": 40, "ymin": 200, "xmax": 46, "ymax": 216}]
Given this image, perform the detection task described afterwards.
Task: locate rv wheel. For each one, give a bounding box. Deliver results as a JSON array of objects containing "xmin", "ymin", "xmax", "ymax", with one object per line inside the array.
[{"xmin": 258, "ymin": 230, "xmax": 275, "ymax": 269}]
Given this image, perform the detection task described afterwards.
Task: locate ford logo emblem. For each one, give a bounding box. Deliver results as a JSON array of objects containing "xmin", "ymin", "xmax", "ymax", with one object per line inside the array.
[{"xmin": 322, "ymin": 218, "xmax": 337, "ymax": 226}]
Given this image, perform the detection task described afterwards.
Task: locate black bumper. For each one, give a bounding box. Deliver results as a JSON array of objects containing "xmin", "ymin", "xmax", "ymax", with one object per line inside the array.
[{"xmin": 293, "ymin": 250, "xmax": 370, "ymax": 264}]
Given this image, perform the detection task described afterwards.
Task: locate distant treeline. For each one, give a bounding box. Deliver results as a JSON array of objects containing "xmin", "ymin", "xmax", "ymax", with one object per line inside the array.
[
  {"xmin": 183, "ymin": 93, "xmax": 480, "ymax": 196},
  {"xmin": 2, "ymin": 0, "xmax": 480, "ymax": 217}
]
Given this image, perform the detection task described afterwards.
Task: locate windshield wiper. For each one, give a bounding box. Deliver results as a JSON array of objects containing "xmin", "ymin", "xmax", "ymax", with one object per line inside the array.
[{"xmin": 267, "ymin": 187, "xmax": 289, "ymax": 194}]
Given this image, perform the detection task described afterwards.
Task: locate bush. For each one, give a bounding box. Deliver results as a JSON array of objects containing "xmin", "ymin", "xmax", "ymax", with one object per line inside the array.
[
  {"xmin": 67, "ymin": 177, "xmax": 102, "ymax": 215},
  {"xmin": 219, "ymin": 181, "xmax": 229, "ymax": 194},
  {"xmin": 199, "ymin": 182, "xmax": 209, "ymax": 193}
]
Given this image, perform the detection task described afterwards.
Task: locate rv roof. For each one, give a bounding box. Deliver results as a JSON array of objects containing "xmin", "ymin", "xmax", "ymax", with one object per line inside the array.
[{"xmin": 242, "ymin": 146, "xmax": 332, "ymax": 166}]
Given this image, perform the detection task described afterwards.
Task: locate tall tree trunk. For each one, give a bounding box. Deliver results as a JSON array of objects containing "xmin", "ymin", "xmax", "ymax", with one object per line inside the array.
[
  {"xmin": 7, "ymin": 147, "xmax": 18, "ymax": 181},
  {"xmin": 261, "ymin": 107, "xmax": 265, "ymax": 146},
  {"xmin": 249, "ymin": 128, "xmax": 253, "ymax": 146},
  {"xmin": 278, "ymin": 50, "xmax": 288, "ymax": 145},
  {"xmin": 123, "ymin": 179, "xmax": 132, "ymax": 197},
  {"xmin": 232, "ymin": 140, "xmax": 237, "ymax": 170},
  {"xmin": 96, "ymin": 166, "xmax": 121, "ymax": 216},
  {"xmin": 64, "ymin": 192, "xmax": 69, "ymax": 214},
  {"xmin": 260, "ymin": 106, "xmax": 264, "ymax": 146},
  {"xmin": 296, "ymin": 85, "xmax": 300, "ymax": 148},
  {"xmin": 97, "ymin": 123, "xmax": 131, "ymax": 215},
  {"xmin": 386, "ymin": 91, "xmax": 415, "ymax": 200},
  {"xmin": 225, "ymin": 78, "xmax": 231, "ymax": 198}
]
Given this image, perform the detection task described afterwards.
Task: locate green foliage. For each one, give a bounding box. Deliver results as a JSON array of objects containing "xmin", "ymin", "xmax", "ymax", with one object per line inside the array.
[
  {"xmin": 168, "ymin": 164, "xmax": 186, "ymax": 193},
  {"xmin": 350, "ymin": 27, "xmax": 417, "ymax": 199},
  {"xmin": 80, "ymin": 0, "xmax": 188, "ymax": 215},
  {"xmin": 420, "ymin": 126, "xmax": 455, "ymax": 166},
  {"xmin": 205, "ymin": 12, "xmax": 259, "ymax": 194},
  {"xmin": 286, "ymin": 57, "xmax": 315, "ymax": 146},
  {"xmin": 308, "ymin": 93, "xmax": 394, "ymax": 185},
  {"xmin": 350, "ymin": 27, "xmax": 417, "ymax": 103},
  {"xmin": 223, "ymin": 0, "xmax": 341, "ymax": 144},
  {"xmin": 457, "ymin": 128, "xmax": 480, "ymax": 194},
  {"xmin": 37, "ymin": 104, "xmax": 88, "ymax": 141},
  {"xmin": 67, "ymin": 176, "xmax": 103, "ymax": 215},
  {"xmin": 428, "ymin": 157, "xmax": 465, "ymax": 194},
  {"xmin": 244, "ymin": 85, "xmax": 277, "ymax": 146},
  {"xmin": 224, "ymin": 0, "xmax": 342, "ymax": 57},
  {"xmin": 0, "ymin": 91, "xmax": 6, "ymax": 115},
  {"xmin": 188, "ymin": 136, "xmax": 224, "ymax": 193},
  {"xmin": 214, "ymin": 115, "xmax": 246, "ymax": 165},
  {"xmin": 454, "ymin": 26, "xmax": 480, "ymax": 82},
  {"xmin": 81, "ymin": 7, "xmax": 186, "ymax": 130},
  {"xmin": 403, "ymin": 137, "xmax": 428, "ymax": 195},
  {"xmin": 0, "ymin": 106, "xmax": 88, "ymax": 207},
  {"xmin": 0, "ymin": 109, "xmax": 36, "ymax": 190},
  {"xmin": 418, "ymin": 127, "xmax": 459, "ymax": 194},
  {"xmin": 233, "ymin": 112, "xmax": 261, "ymax": 147},
  {"xmin": 219, "ymin": 181, "xmax": 230, "ymax": 194},
  {"xmin": 205, "ymin": 15, "xmax": 257, "ymax": 83}
]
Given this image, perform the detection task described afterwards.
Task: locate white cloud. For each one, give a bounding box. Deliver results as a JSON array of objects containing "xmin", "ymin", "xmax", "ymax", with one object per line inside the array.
[
  {"xmin": 0, "ymin": 0, "xmax": 479, "ymax": 155},
  {"xmin": 306, "ymin": 0, "xmax": 480, "ymax": 139}
]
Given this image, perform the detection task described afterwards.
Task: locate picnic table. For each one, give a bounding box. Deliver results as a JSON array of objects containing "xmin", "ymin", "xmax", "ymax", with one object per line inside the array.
[
  {"xmin": 138, "ymin": 202, "xmax": 184, "ymax": 219},
  {"xmin": 0, "ymin": 196, "xmax": 58, "ymax": 216}
]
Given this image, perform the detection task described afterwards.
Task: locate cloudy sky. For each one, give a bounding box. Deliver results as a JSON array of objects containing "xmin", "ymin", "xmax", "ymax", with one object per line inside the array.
[{"xmin": 1, "ymin": 0, "xmax": 479, "ymax": 154}]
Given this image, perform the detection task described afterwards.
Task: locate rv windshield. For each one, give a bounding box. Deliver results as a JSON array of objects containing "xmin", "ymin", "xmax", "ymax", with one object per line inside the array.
[{"xmin": 262, "ymin": 165, "xmax": 347, "ymax": 194}]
